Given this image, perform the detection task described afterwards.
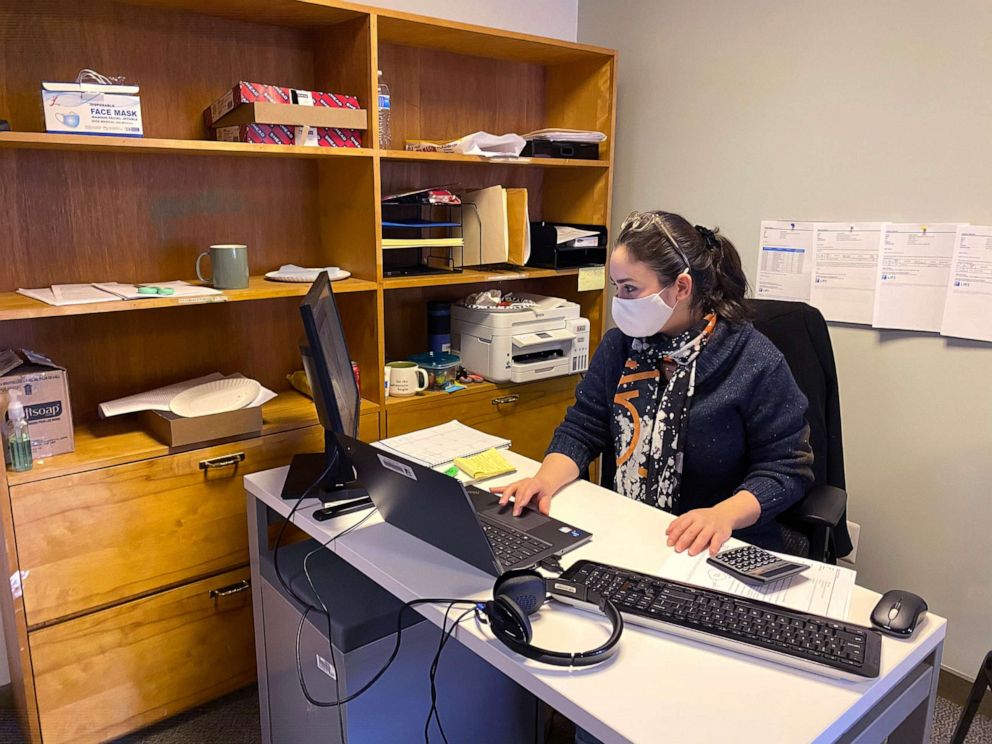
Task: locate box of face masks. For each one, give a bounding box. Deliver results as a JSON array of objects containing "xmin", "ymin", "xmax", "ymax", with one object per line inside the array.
[
  {"xmin": 0, "ymin": 349, "xmax": 74, "ymax": 459},
  {"xmin": 41, "ymin": 81, "xmax": 143, "ymax": 137}
]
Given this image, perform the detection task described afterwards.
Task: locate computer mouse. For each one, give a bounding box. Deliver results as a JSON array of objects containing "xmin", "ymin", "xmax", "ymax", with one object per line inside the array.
[{"xmin": 870, "ymin": 590, "xmax": 927, "ymax": 637}]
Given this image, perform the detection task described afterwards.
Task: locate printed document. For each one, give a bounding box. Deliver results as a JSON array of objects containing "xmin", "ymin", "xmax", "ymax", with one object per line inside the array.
[
  {"xmin": 660, "ymin": 550, "xmax": 856, "ymax": 620},
  {"xmin": 941, "ymin": 225, "xmax": 992, "ymax": 343},
  {"xmin": 756, "ymin": 221, "xmax": 814, "ymax": 302},
  {"xmin": 810, "ymin": 223, "xmax": 885, "ymax": 324},
  {"xmin": 872, "ymin": 223, "xmax": 962, "ymax": 332},
  {"xmin": 376, "ymin": 420, "xmax": 510, "ymax": 467},
  {"xmin": 17, "ymin": 284, "xmax": 120, "ymax": 306}
]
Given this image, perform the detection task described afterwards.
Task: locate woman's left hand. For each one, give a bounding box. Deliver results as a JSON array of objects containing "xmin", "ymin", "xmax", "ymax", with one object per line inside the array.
[{"xmin": 665, "ymin": 507, "xmax": 735, "ymax": 556}]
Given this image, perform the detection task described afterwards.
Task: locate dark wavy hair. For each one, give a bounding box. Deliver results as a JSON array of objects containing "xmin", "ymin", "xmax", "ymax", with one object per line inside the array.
[{"xmin": 615, "ymin": 210, "xmax": 751, "ymax": 323}]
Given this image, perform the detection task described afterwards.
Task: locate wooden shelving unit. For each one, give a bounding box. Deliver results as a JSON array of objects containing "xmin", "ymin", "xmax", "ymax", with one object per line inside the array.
[{"xmin": 0, "ymin": 1, "xmax": 615, "ymax": 741}]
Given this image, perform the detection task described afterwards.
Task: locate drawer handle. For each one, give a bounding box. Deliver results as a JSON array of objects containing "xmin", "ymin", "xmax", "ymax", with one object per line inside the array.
[
  {"xmin": 199, "ymin": 452, "xmax": 246, "ymax": 470},
  {"xmin": 209, "ymin": 579, "xmax": 251, "ymax": 599},
  {"xmin": 492, "ymin": 394, "xmax": 520, "ymax": 406}
]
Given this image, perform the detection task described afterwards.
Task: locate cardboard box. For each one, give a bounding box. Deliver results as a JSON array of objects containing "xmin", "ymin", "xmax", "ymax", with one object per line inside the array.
[
  {"xmin": 140, "ymin": 406, "xmax": 263, "ymax": 448},
  {"xmin": 205, "ymin": 81, "xmax": 364, "ymax": 147},
  {"xmin": 215, "ymin": 123, "xmax": 361, "ymax": 148},
  {"xmin": 212, "ymin": 101, "xmax": 367, "ymax": 131},
  {"xmin": 0, "ymin": 349, "xmax": 74, "ymax": 458},
  {"xmin": 42, "ymin": 81, "xmax": 143, "ymax": 137},
  {"xmin": 205, "ymin": 82, "xmax": 361, "ymax": 125}
]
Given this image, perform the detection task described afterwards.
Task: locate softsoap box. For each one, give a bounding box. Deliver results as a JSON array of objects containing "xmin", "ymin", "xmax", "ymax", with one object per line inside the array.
[
  {"xmin": 42, "ymin": 81, "xmax": 143, "ymax": 136},
  {"xmin": 0, "ymin": 349, "xmax": 74, "ymax": 458}
]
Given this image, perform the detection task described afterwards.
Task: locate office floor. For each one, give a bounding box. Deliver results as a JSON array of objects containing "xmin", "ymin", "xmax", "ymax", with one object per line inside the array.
[{"xmin": 0, "ymin": 683, "xmax": 989, "ymax": 743}]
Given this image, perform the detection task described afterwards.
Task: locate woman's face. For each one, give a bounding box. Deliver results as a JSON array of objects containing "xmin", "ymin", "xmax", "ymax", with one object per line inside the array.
[
  {"xmin": 610, "ymin": 244, "xmax": 696, "ymax": 334},
  {"xmin": 609, "ymin": 243, "xmax": 666, "ymax": 299}
]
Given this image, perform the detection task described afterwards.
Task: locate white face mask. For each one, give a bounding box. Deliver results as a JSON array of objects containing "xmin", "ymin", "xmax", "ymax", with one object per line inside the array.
[{"xmin": 612, "ymin": 289, "xmax": 678, "ymax": 338}]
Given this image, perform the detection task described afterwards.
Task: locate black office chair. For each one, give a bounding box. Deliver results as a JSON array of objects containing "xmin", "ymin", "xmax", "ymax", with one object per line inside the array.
[
  {"xmin": 951, "ymin": 650, "xmax": 992, "ymax": 743},
  {"xmin": 747, "ymin": 299, "xmax": 854, "ymax": 563}
]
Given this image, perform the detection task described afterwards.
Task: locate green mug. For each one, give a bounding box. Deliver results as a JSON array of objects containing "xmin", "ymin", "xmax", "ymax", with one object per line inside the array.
[{"xmin": 196, "ymin": 244, "xmax": 249, "ymax": 289}]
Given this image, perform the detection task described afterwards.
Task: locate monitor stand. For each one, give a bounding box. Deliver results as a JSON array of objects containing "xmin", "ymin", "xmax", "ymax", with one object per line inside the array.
[{"xmin": 281, "ymin": 430, "xmax": 369, "ymax": 504}]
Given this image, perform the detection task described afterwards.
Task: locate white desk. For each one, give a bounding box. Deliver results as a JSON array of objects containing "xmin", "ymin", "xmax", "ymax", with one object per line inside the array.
[{"xmin": 245, "ymin": 451, "xmax": 945, "ymax": 744}]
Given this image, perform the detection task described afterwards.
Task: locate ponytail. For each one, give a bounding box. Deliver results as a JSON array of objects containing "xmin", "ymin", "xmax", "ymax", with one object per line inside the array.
[{"xmin": 699, "ymin": 228, "xmax": 750, "ymax": 322}]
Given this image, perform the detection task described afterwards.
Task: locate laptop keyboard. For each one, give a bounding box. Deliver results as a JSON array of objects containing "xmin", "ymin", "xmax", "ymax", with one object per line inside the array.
[{"xmin": 480, "ymin": 519, "xmax": 552, "ymax": 567}]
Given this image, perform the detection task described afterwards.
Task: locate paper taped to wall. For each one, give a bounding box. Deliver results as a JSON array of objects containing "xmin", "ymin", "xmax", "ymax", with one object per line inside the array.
[
  {"xmin": 941, "ymin": 225, "xmax": 992, "ymax": 343},
  {"xmin": 756, "ymin": 220, "xmax": 814, "ymax": 302},
  {"xmin": 872, "ymin": 223, "xmax": 961, "ymax": 332},
  {"xmin": 810, "ymin": 223, "xmax": 886, "ymax": 325}
]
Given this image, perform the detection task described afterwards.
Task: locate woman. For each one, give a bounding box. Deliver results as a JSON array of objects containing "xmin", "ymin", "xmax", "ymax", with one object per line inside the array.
[{"xmin": 493, "ymin": 210, "xmax": 813, "ymax": 556}]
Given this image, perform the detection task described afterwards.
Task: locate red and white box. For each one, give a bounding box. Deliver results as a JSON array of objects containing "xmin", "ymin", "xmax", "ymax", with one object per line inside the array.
[
  {"xmin": 214, "ymin": 123, "xmax": 362, "ymax": 148},
  {"xmin": 205, "ymin": 81, "xmax": 366, "ymax": 148}
]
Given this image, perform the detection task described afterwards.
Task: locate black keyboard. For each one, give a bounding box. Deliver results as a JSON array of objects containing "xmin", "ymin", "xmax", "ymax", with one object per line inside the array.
[
  {"xmin": 480, "ymin": 519, "xmax": 551, "ymax": 568},
  {"xmin": 550, "ymin": 559, "xmax": 881, "ymax": 680}
]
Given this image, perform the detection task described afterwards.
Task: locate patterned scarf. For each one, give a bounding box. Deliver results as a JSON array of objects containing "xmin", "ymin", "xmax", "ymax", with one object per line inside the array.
[{"xmin": 613, "ymin": 314, "xmax": 718, "ymax": 511}]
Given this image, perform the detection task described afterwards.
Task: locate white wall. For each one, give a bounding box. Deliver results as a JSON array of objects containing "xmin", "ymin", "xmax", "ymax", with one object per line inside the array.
[
  {"xmin": 364, "ymin": 0, "xmax": 577, "ymax": 41},
  {"xmin": 578, "ymin": 0, "xmax": 992, "ymax": 677}
]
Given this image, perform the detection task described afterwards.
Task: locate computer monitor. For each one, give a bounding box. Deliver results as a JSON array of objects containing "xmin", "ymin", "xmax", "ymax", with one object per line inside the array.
[{"xmin": 281, "ymin": 272, "xmax": 366, "ymax": 503}]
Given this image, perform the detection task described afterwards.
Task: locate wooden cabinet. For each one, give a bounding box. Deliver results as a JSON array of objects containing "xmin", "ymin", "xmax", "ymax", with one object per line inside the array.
[
  {"xmin": 30, "ymin": 568, "xmax": 255, "ymax": 744},
  {"xmin": 385, "ymin": 376, "xmax": 578, "ymax": 462},
  {"xmin": 12, "ymin": 427, "xmax": 323, "ymax": 627}
]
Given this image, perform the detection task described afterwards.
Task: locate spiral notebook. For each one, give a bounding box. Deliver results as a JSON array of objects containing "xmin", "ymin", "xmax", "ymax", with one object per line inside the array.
[{"xmin": 375, "ymin": 420, "xmax": 510, "ymax": 468}]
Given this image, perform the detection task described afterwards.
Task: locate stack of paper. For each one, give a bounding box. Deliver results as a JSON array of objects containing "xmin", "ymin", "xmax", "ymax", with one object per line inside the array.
[
  {"xmin": 17, "ymin": 281, "xmax": 224, "ymax": 307},
  {"xmin": 17, "ymin": 284, "xmax": 119, "ymax": 306},
  {"xmin": 375, "ymin": 420, "xmax": 510, "ymax": 468},
  {"xmin": 660, "ymin": 549, "xmax": 856, "ymax": 620},
  {"xmin": 523, "ymin": 128, "xmax": 607, "ymax": 143},
  {"xmin": 93, "ymin": 281, "xmax": 224, "ymax": 300},
  {"xmin": 382, "ymin": 237, "xmax": 464, "ymax": 249},
  {"xmin": 555, "ymin": 226, "xmax": 600, "ymax": 246},
  {"xmin": 454, "ymin": 448, "xmax": 516, "ymax": 480}
]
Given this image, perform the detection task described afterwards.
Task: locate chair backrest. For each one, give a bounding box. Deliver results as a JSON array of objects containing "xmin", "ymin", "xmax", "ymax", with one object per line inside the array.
[{"xmin": 745, "ymin": 299, "xmax": 845, "ymax": 491}]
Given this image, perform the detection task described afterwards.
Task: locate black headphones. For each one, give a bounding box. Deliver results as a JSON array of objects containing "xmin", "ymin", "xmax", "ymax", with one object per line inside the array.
[{"xmin": 480, "ymin": 569, "xmax": 623, "ymax": 667}]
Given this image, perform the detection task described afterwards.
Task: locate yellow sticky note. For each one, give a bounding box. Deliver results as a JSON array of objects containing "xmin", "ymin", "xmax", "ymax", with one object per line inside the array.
[
  {"xmin": 453, "ymin": 449, "xmax": 516, "ymax": 480},
  {"xmin": 578, "ymin": 265, "xmax": 606, "ymax": 292}
]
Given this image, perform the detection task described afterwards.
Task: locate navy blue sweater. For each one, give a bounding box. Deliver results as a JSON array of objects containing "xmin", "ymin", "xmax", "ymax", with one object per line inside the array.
[{"xmin": 547, "ymin": 320, "xmax": 814, "ymax": 549}]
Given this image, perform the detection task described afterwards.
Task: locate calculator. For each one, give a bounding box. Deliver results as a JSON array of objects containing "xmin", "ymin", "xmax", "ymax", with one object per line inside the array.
[{"xmin": 706, "ymin": 545, "xmax": 809, "ymax": 585}]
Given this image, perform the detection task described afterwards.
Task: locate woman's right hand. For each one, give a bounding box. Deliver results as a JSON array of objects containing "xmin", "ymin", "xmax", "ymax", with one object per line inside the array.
[{"xmin": 491, "ymin": 476, "xmax": 556, "ymax": 516}]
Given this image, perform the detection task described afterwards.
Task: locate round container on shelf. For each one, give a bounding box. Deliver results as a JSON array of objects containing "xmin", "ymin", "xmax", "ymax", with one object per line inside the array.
[
  {"xmin": 407, "ymin": 351, "xmax": 460, "ymax": 391},
  {"xmin": 427, "ymin": 301, "xmax": 452, "ymax": 354}
]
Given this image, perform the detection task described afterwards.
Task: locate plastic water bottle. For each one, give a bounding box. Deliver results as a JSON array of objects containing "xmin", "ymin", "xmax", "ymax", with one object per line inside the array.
[{"xmin": 378, "ymin": 70, "xmax": 391, "ymax": 149}]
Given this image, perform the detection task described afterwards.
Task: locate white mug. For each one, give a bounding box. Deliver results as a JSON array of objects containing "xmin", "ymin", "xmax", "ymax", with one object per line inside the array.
[{"xmin": 387, "ymin": 362, "xmax": 428, "ymax": 397}]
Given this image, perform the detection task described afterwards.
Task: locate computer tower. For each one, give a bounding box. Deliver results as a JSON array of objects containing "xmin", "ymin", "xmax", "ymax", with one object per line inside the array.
[{"xmin": 251, "ymin": 532, "xmax": 542, "ymax": 744}]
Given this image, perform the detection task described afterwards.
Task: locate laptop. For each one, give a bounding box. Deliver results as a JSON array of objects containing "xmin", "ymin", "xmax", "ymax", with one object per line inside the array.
[{"xmin": 337, "ymin": 434, "xmax": 592, "ymax": 576}]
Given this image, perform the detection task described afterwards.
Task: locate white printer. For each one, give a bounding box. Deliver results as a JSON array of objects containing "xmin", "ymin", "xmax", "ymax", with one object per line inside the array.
[{"xmin": 451, "ymin": 294, "xmax": 590, "ymax": 383}]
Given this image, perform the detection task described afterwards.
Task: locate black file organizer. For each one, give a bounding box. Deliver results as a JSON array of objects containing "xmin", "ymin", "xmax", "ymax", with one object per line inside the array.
[
  {"xmin": 381, "ymin": 203, "xmax": 464, "ymax": 278},
  {"xmin": 527, "ymin": 222, "xmax": 607, "ymax": 269}
]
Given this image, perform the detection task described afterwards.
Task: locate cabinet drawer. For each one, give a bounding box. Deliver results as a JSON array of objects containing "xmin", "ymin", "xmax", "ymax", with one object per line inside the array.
[
  {"xmin": 11, "ymin": 425, "xmax": 323, "ymax": 627},
  {"xmin": 358, "ymin": 409, "xmax": 379, "ymax": 442},
  {"xmin": 385, "ymin": 376, "xmax": 578, "ymax": 462},
  {"xmin": 31, "ymin": 568, "xmax": 255, "ymax": 744}
]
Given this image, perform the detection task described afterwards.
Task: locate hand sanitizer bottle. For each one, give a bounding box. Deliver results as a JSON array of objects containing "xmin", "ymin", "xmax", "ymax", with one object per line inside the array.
[{"xmin": 5, "ymin": 390, "xmax": 33, "ymax": 472}]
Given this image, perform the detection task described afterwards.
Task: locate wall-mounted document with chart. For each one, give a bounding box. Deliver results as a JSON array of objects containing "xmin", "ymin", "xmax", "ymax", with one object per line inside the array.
[
  {"xmin": 872, "ymin": 223, "xmax": 962, "ymax": 332},
  {"xmin": 755, "ymin": 221, "xmax": 814, "ymax": 302},
  {"xmin": 811, "ymin": 222, "xmax": 885, "ymax": 324},
  {"xmin": 941, "ymin": 225, "xmax": 992, "ymax": 343}
]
